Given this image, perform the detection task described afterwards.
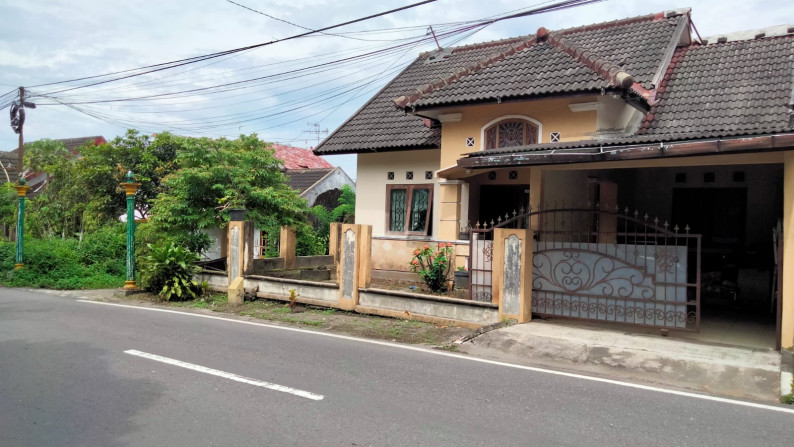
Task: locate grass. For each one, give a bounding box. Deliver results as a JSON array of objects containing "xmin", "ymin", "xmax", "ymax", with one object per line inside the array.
[{"xmin": 119, "ymin": 292, "xmax": 467, "ymax": 346}]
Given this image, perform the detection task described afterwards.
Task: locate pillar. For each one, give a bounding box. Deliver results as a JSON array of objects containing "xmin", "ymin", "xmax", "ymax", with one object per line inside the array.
[
  {"xmin": 13, "ymin": 180, "xmax": 29, "ymax": 269},
  {"xmin": 337, "ymin": 224, "xmax": 371, "ymax": 310},
  {"xmin": 227, "ymin": 210, "xmax": 246, "ymax": 304},
  {"xmin": 279, "ymin": 226, "xmax": 296, "ymax": 269},
  {"xmin": 781, "ymin": 153, "xmax": 794, "ymax": 349},
  {"xmin": 492, "ymin": 228, "xmax": 533, "ymax": 323},
  {"xmin": 438, "ymin": 180, "xmax": 463, "ymax": 241},
  {"xmin": 329, "ymin": 222, "xmax": 342, "ymax": 263},
  {"xmin": 528, "ymin": 167, "xmax": 544, "ymax": 231},
  {"xmin": 121, "ymin": 172, "xmax": 141, "ymax": 289}
]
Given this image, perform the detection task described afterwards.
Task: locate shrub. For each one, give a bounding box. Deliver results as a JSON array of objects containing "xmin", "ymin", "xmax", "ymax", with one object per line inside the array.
[
  {"xmin": 139, "ymin": 242, "xmax": 202, "ymax": 301},
  {"xmin": 0, "ymin": 237, "xmax": 125, "ymax": 289},
  {"xmin": 409, "ymin": 242, "xmax": 454, "ymax": 293}
]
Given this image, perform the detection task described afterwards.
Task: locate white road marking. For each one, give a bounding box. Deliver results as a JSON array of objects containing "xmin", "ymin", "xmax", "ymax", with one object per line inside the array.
[
  {"xmin": 124, "ymin": 349, "xmax": 324, "ymax": 401},
  {"xmin": 83, "ymin": 300, "xmax": 794, "ymax": 414}
]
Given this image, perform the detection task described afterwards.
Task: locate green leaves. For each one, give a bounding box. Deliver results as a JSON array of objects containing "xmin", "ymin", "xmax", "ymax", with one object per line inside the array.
[{"xmin": 140, "ymin": 242, "xmax": 201, "ymax": 301}]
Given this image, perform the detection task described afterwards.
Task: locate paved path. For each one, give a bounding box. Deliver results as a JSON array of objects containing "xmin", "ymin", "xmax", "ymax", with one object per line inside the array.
[{"xmin": 1, "ymin": 288, "xmax": 792, "ymax": 447}]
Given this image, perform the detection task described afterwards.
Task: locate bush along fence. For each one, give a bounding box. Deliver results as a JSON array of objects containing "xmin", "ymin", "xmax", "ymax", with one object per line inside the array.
[{"xmin": 197, "ymin": 221, "xmax": 500, "ymax": 329}]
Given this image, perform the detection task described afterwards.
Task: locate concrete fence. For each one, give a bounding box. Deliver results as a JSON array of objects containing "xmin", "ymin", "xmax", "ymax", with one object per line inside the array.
[{"xmin": 210, "ymin": 220, "xmax": 500, "ymax": 328}]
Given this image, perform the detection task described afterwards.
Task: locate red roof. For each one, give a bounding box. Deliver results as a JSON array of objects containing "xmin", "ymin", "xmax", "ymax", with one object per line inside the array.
[{"xmin": 272, "ymin": 144, "xmax": 332, "ymax": 169}]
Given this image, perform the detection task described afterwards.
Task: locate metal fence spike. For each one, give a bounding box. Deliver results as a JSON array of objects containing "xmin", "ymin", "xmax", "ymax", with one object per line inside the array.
[
  {"xmin": 685, "ymin": 224, "xmax": 690, "ymax": 233},
  {"xmin": 624, "ymin": 206, "xmax": 630, "ymax": 214},
  {"xmin": 674, "ymin": 224, "xmax": 679, "ymax": 233}
]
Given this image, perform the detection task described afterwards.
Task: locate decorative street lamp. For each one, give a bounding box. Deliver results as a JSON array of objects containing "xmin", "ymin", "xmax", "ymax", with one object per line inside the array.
[
  {"xmin": 14, "ymin": 178, "xmax": 29, "ymax": 269},
  {"xmin": 122, "ymin": 170, "xmax": 142, "ymax": 290}
]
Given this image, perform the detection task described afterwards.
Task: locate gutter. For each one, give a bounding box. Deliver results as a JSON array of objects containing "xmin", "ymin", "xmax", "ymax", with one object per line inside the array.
[{"xmin": 458, "ymin": 134, "xmax": 794, "ymax": 169}]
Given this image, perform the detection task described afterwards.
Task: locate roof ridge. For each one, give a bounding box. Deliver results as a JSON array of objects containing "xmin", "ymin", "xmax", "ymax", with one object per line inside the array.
[
  {"xmin": 543, "ymin": 29, "xmax": 635, "ymax": 89},
  {"xmin": 393, "ymin": 36, "xmax": 537, "ymax": 109},
  {"xmin": 554, "ymin": 9, "xmax": 685, "ymax": 36},
  {"xmin": 449, "ymin": 35, "xmax": 532, "ymax": 53}
]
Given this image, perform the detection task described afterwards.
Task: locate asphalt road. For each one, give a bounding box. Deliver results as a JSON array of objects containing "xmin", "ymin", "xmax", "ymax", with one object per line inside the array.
[{"xmin": 1, "ymin": 288, "xmax": 792, "ymax": 447}]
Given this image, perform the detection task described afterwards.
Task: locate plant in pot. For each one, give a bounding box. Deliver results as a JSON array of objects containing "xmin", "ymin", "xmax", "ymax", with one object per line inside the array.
[{"xmin": 453, "ymin": 266, "xmax": 469, "ymax": 290}]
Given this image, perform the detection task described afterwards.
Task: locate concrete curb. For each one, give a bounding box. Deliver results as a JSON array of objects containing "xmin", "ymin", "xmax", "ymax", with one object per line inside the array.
[{"xmin": 459, "ymin": 321, "xmax": 782, "ymax": 402}]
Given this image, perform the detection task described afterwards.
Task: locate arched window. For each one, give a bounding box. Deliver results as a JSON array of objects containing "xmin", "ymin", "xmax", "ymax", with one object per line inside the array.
[{"xmin": 484, "ymin": 119, "xmax": 539, "ymax": 150}]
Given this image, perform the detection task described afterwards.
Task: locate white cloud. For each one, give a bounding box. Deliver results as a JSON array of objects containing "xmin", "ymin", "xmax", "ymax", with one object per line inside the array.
[{"xmin": 1, "ymin": 0, "xmax": 792, "ymax": 181}]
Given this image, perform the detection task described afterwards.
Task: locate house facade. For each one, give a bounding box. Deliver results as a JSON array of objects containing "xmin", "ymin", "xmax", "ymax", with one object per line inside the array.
[{"xmin": 315, "ymin": 9, "xmax": 794, "ymax": 349}]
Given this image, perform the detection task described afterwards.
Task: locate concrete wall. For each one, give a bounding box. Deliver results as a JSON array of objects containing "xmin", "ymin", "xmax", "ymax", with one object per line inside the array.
[
  {"xmin": 247, "ymin": 275, "xmax": 339, "ymax": 303},
  {"xmin": 203, "ymin": 227, "xmax": 225, "ymax": 260},
  {"xmin": 436, "ymin": 96, "xmax": 599, "ymax": 170},
  {"xmin": 196, "ymin": 271, "xmax": 229, "ymax": 291},
  {"xmin": 356, "ymin": 149, "xmax": 441, "ymax": 237},
  {"xmin": 371, "ymin": 237, "xmax": 469, "ymax": 273},
  {"xmin": 301, "ymin": 167, "xmax": 355, "ymax": 207},
  {"xmin": 358, "ymin": 289, "xmax": 498, "ymax": 327}
]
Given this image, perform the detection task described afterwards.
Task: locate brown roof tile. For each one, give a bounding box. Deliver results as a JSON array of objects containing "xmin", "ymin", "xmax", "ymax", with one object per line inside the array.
[
  {"xmin": 286, "ymin": 168, "xmax": 334, "ymax": 194},
  {"xmin": 315, "ymin": 11, "xmax": 688, "ymax": 155},
  {"xmin": 638, "ymin": 35, "xmax": 794, "ymax": 137}
]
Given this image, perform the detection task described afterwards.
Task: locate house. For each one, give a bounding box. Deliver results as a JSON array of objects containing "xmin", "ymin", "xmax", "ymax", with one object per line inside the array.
[
  {"xmin": 1, "ymin": 136, "xmax": 107, "ymax": 190},
  {"xmin": 314, "ymin": 9, "xmax": 794, "ymax": 350},
  {"xmin": 203, "ymin": 144, "xmax": 354, "ymax": 259},
  {"xmin": 1, "ymin": 136, "xmax": 107, "ymax": 239}
]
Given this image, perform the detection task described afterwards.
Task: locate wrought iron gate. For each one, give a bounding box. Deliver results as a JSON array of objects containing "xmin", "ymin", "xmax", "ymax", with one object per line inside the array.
[{"xmin": 469, "ymin": 204, "xmax": 701, "ymax": 331}]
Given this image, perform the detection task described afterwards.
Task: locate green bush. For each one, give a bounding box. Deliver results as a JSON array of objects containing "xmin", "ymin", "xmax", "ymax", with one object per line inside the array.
[
  {"xmin": 0, "ymin": 237, "xmax": 125, "ymax": 289},
  {"xmin": 139, "ymin": 242, "xmax": 202, "ymax": 301}
]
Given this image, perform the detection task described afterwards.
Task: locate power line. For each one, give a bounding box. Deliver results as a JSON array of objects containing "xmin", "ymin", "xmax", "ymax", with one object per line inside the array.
[{"xmin": 29, "ymin": 0, "xmax": 440, "ymax": 94}]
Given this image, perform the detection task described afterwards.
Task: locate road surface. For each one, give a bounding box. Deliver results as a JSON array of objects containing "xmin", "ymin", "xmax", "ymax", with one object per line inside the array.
[{"xmin": 1, "ymin": 288, "xmax": 792, "ymax": 446}]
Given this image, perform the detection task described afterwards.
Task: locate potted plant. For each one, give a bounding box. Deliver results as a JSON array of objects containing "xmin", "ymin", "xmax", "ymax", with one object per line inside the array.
[{"xmin": 453, "ymin": 266, "xmax": 469, "ymax": 290}]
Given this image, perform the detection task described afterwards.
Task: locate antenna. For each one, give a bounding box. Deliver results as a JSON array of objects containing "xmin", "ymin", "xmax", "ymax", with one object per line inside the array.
[{"xmin": 301, "ymin": 122, "xmax": 329, "ymax": 147}]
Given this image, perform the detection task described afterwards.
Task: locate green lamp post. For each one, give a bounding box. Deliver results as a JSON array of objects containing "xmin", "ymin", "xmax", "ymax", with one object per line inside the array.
[
  {"xmin": 122, "ymin": 171, "xmax": 142, "ymax": 290},
  {"xmin": 14, "ymin": 178, "xmax": 29, "ymax": 269}
]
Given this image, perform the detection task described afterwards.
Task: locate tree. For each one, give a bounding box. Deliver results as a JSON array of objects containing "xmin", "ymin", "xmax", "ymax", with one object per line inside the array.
[{"xmin": 148, "ymin": 134, "xmax": 310, "ymax": 254}]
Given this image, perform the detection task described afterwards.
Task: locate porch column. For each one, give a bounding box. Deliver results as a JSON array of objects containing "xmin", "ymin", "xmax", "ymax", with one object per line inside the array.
[
  {"xmin": 438, "ymin": 180, "xmax": 464, "ymax": 241},
  {"xmin": 492, "ymin": 228, "xmax": 533, "ymax": 323},
  {"xmin": 528, "ymin": 167, "xmax": 544, "ymax": 231},
  {"xmin": 782, "ymin": 153, "xmax": 794, "ymax": 349}
]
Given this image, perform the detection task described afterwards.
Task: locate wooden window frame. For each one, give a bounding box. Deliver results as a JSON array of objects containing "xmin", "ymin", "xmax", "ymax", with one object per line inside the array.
[{"xmin": 385, "ymin": 184, "xmax": 434, "ymax": 236}]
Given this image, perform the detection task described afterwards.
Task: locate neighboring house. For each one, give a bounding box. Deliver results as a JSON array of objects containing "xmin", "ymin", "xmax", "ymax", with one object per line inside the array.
[
  {"xmin": 1, "ymin": 136, "xmax": 107, "ymax": 192},
  {"xmin": 203, "ymin": 144, "xmax": 354, "ymax": 259},
  {"xmin": 1, "ymin": 136, "xmax": 107, "ymax": 239},
  {"xmin": 315, "ymin": 9, "xmax": 794, "ymax": 350}
]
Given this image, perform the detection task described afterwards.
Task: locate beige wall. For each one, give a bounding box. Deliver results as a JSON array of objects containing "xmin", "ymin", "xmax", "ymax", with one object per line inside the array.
[
  {"xmin": 437, "ymin": 96, "xmax": 599, "ymax": 169},
  {"xmin": 356, "ymin": 149, "xmax": 441, "ymax": 237}
]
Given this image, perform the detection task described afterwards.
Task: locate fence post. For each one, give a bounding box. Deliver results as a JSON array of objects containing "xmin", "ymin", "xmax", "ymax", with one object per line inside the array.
[
  {"xmin": 492, "ymin": 228, "xmax": 533, "ymax": 323},
  {"xmin": 337, "ymin": 224, "xmax": 362, "ymax": 310},
  {"xmin": 357, "ymin": 224, "xmax": 372, "ymax": 289},
  {"xmin": 329, "ymin": 222, "xmax": 342, "ymax": 263},
  {"xmin": 279, "ymin": 226, "xmax": 296, "ymax": 269},
  {"xmin": 227, "ymin": 210, "xmax": 247, "ymax": 304}
]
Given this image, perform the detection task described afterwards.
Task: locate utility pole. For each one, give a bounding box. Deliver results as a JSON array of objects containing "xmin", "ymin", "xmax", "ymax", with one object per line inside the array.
[
  {"xmin": 9, "ymin": 86, "xmax": 36, "ymax": 181},
  {"xmin": 8, "ymin": 86, "xmax": 35, "ymax": 268}
]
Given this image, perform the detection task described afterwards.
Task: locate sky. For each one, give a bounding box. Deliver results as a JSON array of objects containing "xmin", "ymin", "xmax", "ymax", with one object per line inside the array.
[{"xmin": 1, "ymin": 0, "xmax": 792, "ymax": 180}]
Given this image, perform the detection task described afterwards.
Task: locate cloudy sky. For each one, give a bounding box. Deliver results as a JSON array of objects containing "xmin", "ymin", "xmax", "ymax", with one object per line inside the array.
[{"xmin": 1, "ymin": 0, "xmax": 792, "ymax": 179}]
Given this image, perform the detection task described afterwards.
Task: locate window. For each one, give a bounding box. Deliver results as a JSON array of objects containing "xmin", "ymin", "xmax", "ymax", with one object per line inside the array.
[
  {"xmin": 484, "ymin": 119, "xmax": 539, "ymax": 149},
  {"xmin": 387, "ymin": 184, "xmax": 433, "ymax": 235}
]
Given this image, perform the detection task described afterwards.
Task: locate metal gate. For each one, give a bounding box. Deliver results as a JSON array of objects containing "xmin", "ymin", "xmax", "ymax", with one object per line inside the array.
[{"xmin": 469, "ymin": 204, "xmax": 701, "ymax": 331}]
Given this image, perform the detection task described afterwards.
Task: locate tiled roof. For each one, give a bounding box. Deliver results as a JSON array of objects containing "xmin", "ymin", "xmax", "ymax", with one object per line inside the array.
[
  {"xmin": 638, "ymin": 35, "xmax": 794, "ymax": 137},
  {"xmin": 401, "ymin": 13, "xmax": 685, "ymax": 109},
  {"xmin": 272, "ymin": 144, "xmax": 332, "ymax": 169},
  {"xmin": 315, "ymin": 11, "xmax": 688, "ymax": 154},
  {"xmin": 466, "ymin": 33, "xmax": 794, "ymax": 159},
  {"xmin": 286, "ymin": 168, "xmax": 334, "ymax": 194},
  {"xmin": 314, "ymin": 36, "xmax": 538, "ymax": 154}
]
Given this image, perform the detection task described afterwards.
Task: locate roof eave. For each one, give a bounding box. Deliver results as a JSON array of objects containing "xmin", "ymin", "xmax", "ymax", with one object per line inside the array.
[{"xmin": 458, "ymin": 133, "xmax": 794, "ymax": 169}]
